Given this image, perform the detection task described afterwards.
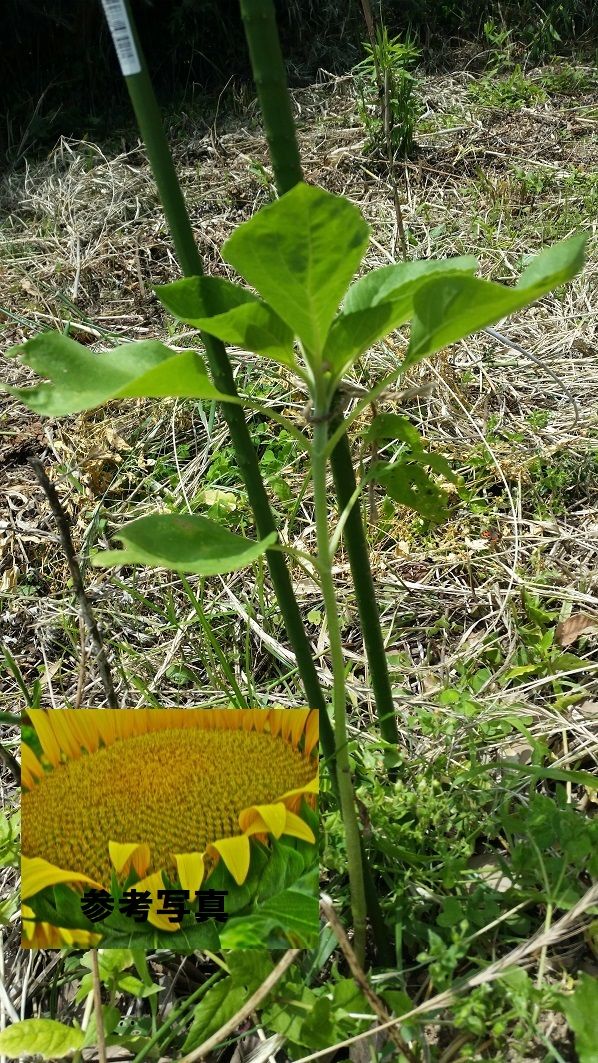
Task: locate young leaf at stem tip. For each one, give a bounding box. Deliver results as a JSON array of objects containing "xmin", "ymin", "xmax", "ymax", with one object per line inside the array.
[{"xmin": 222, "ymin": 182, "xmax": 369, "ymax": 361}]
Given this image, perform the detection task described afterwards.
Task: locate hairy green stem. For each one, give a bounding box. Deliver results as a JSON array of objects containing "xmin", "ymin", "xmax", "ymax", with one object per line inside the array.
[
  {"xmin": 313, "ymin": 416, "xmax": 367, "ymax": 965},
  {"xmin": 102, "ymin": 1, "xmax": 336, "ymax": 775}
]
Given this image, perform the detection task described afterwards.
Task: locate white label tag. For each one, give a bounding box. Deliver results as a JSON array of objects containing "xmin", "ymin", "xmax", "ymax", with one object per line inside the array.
[{"xmin": 101, "ymin": 0, "xmax": 141, "ymax": 77}]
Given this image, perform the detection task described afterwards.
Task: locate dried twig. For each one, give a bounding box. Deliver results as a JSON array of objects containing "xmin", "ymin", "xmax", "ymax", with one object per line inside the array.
[
  {"xmin": 320, "ymin": 894, "xmax": 418, "ymax": 1062},
  {"xmin": 484, "ymin": 326, "xmax": 580, "ymax": 426},
  {"xmin": 90, "ymin": 949, "xmax": 107, "ymax": 1063},
  {"xmin": 28, "ymin": 458, "xmax": 118, "ymax": 707}
]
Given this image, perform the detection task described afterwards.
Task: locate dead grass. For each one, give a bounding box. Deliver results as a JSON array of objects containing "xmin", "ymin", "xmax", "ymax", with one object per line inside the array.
[{"xmin": 0, "ymin": 56, "xmax": 597, "ymax": 1061}]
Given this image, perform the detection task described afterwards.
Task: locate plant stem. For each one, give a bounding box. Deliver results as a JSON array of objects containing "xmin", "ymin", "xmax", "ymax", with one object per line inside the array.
[
  {"xmin": 329, "ymin": 411, "xmax": 400, "ymax": 768},
  {"xmin": 312, "ymin": 417, "xmax": 367, "ymax": 965},
  {"xmin": 90, "ymin": 950, "xmax": 107, "ymax": 1063},
  {"xmin": 101, "ymin": 1, "xmax": 336, "ymax": 773}
]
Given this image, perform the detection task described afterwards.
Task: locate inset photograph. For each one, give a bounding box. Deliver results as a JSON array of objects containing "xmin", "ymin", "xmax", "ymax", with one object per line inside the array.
[{"xmin": 21, "ymin": 708, "xmax": 318, "ymax": 949}]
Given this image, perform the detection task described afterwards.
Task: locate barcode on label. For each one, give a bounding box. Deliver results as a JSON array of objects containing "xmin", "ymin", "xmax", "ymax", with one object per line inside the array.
[{"xmin": 101, "ymin": 0, "xmax": 141, "ymax": 77}]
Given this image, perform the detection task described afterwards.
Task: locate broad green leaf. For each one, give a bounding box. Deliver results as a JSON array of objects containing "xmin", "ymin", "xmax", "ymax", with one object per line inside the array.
[
  {"xmin": 373, "ymin": 461, "xmax": 451, "ymax": 521},
  {"xmin": 223, "ymin": 182, "xmax": 369, "ymax": 358},
  {"xmin": 407, "ymin": 234, "xmax": 586, "ymax": 365},
  {"xmin": 155, "ymin": 276, "xmax": 296, "ymax": 367},
  {"xmin": 265, "ymin": 984, "xmax": 337, "ymax": 1049},
  {"xmin": 423, "ymin": 451, "xmax": 461, "ymax": 484},
  {"xmin": 365, "ymin": 413, "xmax": 426, "ymax": 449},
  {"xmin": 517, "ymin": 236, "xmax": 586, "ymax": 291},
  {"xmin": 218, "ymin": 913, "xmax": 279, "ymax": 949},
  {"xmin": 228, "ymin": 950, "xmax": 275, "ymax": 993},
  {"xmin": 344, "ymin": 256, "xmax": 478, "ymax": 313},
  {"xmin": 26, "ymin": 883, "xmax": 95, "ymax": 931},
  {"xmin": 116, "ymin": 974, "xmax": 161, "ymax": 997},
  {"xmin": 6, "ymin": 334, "xmax": 232, "ymax": 416},
  {"xmin": 563, "ymin": 974, "xmax": 598, "ymax": 1063},
  {"xmin": 255, "ymin": 840, "xmax": 306, "ymax": 903},
  {"xmin": 99, "ymin": 919, "xmax": 220, "ymax": 950},
  {"xmin": 92, "ymin": 514, "xmax": 277, "ymax": 575},
  {"xmin": 0, "ymin": 1019, "xmax": 85, "ymax": 1060},
  {"xmin": 258, "ymin": 886, "xmax": 319, "ymax": 938},
  {"xmin": 182, "ymin": 977, "xmax": 247, "ymax": 1053},
  {"xmin": 326, "ymin": 258, "xmax": 478, "ymax": 375},
  {"xmin": 81, "ymin": 948, "xmax": 134, "ymax": 982},
  {"xmin": 322, "ymin": 304, "xmax": 395, "ymax": 376},
  {"xmin": 366, "ymin": 416, "xmax": 460, "ymax": 487}
]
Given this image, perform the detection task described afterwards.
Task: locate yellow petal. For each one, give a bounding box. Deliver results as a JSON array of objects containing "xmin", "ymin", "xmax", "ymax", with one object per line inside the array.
[
  {"xmin": 21, "ymin": 855, "xmax": 104, "ymax": 900},
  {"xmin": 28, "ymin": 710, "xmax": 62, "ymax": 767},
  {"xmin": 46, "ymin": 710, "xmax": 82, "ymax": 760},
  {"xmin": 268, "ymin": 709, "xmax": 283, "ymax": 737},
  {"xmin": 208, "ymin": 834, "xmax": 250, "ymax": 885},
  {"xmin": 21, "ymin": 910, "xmax": 102, "ymax": 949},
  {"xmin": 280, "ymin": 774, "xmax": 319, "ymax": 802},
  {"xmin": 281, "ymin": 712, "xmax": 294, "ymax": 743},
  {"xmin": 22, "ymin": 903, "xmax": 102, "ymax": 949},
  {"xmin": 21, "ymin": 744, "xmax": 45, "ymax": 790},
  {"xmin": 134, "ymin": 870, "xmax": 178, "ymax": 932},
  {"xmin": 67, "ymin": 711, "xmax": 101, "ymax": 755},
  {"xmin": 239, "ymin": 815, "xmax": 270, "ymax": 837},
  {"xmin": 291, "ymin": 709, "xmax": 310, "ymax": 747},
  {"xmin": 56, "ymin": 925, "xmax": 103, "ymax": 947},
  {"xmin": 109, "ymin": 841, "xmax": 150, "ymax": 878},
  {"xmin": 174, "ymin": 852, "xmax": 205, "ymax": 894},
  {"xmin": 281, "ymin": 810, "xmax": 316, "ymax": 844},
  {"xmin": 305, "ymin": 709, "xmax": 319, "ymax": 756},
  {"xmin": 238, "ymin": 802, "xmax": 287, "ymax": 838}
]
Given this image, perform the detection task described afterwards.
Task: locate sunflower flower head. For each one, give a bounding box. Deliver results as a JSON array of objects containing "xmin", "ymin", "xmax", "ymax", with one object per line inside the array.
[{"xmin": 21, "ymin": 708, "xmax": 318, "ymax": 941}]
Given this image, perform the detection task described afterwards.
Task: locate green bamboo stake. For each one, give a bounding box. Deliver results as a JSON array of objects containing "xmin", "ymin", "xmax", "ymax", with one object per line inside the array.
[
  {"xmin": 99, "ymin": 0, "xmax": 337, "ymax": 775},
  {"xmin": 239, "ymin": 0, "xmax": 394, "ymax": 964},
  {"xmin": 239, "ymin": 0, "xmax": 401, "ymax": 761}
]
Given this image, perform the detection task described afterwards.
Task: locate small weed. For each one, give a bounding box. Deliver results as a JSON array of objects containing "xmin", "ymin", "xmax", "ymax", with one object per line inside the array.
[
  {"xmin": 512, "ymin": 165, "xmax": 557, "ymax": 203},
  {"xmin": 483, "ymin": 17, "xmax": 518, "ymax": 73},
  {"xmin": 539, "ymin": 63, "xmax": 596, "ymax": 95},
  {"xmin": 354, "ymin": 27, "xmax": 421, "ymax": 158},
  {"xmin": 527, "ymin": 409, "xmax": 550, "ymax": 430},
  {"xmin": 468, "ymin": 66, "xmax": 547, "ymax": 110},
  {"xmin": 529, "ymin": 449, "xmax": 598, "ymax": 516}
]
